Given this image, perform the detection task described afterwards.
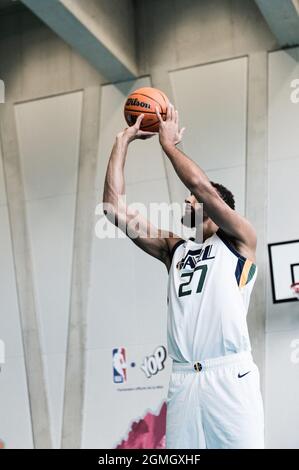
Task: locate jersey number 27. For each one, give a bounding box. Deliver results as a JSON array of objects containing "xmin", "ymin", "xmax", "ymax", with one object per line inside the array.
[{"xmin": 178, "ymin": 265, "xmax": 208, "ymax": 297}]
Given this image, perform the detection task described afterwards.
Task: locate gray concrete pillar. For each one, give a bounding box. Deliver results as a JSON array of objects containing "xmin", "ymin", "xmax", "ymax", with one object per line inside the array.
[
  {"xmin": 246, "ymin": 52, "xmax": 268, "ymax": 395},
  {"xmin": 61, "ymin": 85, "xmax": 101, "ymax": 449},
  {"xmin": 0, "ymin": 103, "xmax": 52, "ymax": 449}
]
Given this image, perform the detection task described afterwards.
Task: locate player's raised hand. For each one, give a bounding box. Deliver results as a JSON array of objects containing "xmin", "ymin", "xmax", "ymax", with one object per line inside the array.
[
  {"xmin": 156, "ymin": 103, "xmax": 186, "ymax": 148},
  {"xmin": 118, "ymin": 114, "xmax": 157, "ymax": 143}
]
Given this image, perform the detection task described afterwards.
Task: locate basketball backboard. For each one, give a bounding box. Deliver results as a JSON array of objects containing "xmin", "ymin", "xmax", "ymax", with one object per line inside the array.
[{"xmin": 268, "ymin": 239, "xmax": 299, "ymax": 303}]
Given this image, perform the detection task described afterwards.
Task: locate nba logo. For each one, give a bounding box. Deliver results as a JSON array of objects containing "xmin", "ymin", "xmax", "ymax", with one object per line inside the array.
[{"xmin": 112, "ymin": 347, "xmax": 127, "ymax": 384}]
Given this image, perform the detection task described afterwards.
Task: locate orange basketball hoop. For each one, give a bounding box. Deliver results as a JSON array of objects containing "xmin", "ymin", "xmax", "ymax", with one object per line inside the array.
[{"xmin": 291, "ymin": 282, "xmax": 299, "ymax": 300}]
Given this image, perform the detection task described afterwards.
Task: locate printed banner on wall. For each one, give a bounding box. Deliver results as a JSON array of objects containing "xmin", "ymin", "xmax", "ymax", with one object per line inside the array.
[{"xmin": 83, "ymin": 343, "xmax": 171, "ymax": 449}]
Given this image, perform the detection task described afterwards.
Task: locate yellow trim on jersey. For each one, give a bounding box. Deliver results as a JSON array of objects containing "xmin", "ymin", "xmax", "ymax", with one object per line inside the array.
[{"xmin": 239, "ymin": 259, "xmax": 253, "ymax": 288}]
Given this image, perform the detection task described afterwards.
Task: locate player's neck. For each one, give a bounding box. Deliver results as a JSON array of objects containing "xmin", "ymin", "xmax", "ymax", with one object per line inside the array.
[{"xmin": 194, "ymin": 220, "xmax": 218, "ymax": 243}]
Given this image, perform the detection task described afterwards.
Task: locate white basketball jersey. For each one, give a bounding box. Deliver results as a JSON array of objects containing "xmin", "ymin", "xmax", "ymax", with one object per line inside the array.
[{"xmin": 167, "ymin": 229, "xmax": 257, "ymax": 362}]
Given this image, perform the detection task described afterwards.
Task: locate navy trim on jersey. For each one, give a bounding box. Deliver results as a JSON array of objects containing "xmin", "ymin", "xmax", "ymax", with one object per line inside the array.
[
  {"xmin": 217, "ymin": 228, "xmax": 257, "ymax": 286},
  {"xmin": 235, "ymin": 257, "xmax": 246, "ymax": 285},
  {"xmin": 169, "ymin": 239, "xmax": 185, "ymax": 264},
  {"xmin": 216, "ymin": 228, "xmax": 246, "ymax": 262}
]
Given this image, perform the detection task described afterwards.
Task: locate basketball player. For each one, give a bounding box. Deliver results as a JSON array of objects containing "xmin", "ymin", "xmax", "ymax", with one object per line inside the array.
[{"xmin": 103, "ymin": 105, "xmax": 264, "ymax": 449}]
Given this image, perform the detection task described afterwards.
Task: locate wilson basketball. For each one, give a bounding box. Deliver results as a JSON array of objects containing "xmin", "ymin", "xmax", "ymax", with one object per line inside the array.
[{"xmin": 124, "ymin": 87, "xmax": 169, "ymax": 132}]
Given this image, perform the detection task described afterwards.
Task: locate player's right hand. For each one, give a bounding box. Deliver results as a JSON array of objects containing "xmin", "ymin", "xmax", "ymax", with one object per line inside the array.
[
  {"xmin": 156, "ymin": 103, "xmax": 185, "ymax": 148},
  {"xmin": 117, "ymin": 114, "xmax": 157, "ymax": 143}
]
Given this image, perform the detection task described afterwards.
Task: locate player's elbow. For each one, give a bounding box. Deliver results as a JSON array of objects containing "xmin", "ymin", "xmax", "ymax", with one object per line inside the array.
[
  {"xmin": 103, "ymin": 186, "xmax": 120, "ymax": 219},
  {"xmin": 102, "ymin": 201, "xmax": 116, "ymax": 223}
]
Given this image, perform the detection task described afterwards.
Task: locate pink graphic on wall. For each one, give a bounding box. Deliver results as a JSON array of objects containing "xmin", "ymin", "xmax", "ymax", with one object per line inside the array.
[{"xmin": 116, "ymin": 401, "xmax": 166, "ymax": 449}]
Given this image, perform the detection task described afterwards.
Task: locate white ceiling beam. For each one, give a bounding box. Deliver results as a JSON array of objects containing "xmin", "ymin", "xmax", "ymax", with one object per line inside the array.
[
  {"xmin": 21, "ymin": 0, "xmax": 138, "ymax": 82},
  {"xmin": 255, "ymin": 0, "xmax": 299, "ymax": 47}
]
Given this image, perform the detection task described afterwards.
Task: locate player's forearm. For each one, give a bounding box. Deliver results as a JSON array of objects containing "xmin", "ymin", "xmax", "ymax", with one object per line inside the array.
[
  {"xmin": 162, "ymin": 142, "xmax": 211, "ymax": 197},
  {"xmin": 103, "ymin": 135, "xmax": 129, "ymax": 207}
]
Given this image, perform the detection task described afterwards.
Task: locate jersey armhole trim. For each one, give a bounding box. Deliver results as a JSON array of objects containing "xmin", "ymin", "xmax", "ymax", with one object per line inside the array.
[
  {"xmin": 216, "ymin": 228, "xmax": 247, "ymax": 262},
  {"xmin": 216, "ymin": 228, "xmax": 257, "ymax": 287},
  {"xmin": 169, "ymin": 239, "xmax": 185, "ymax": 264}
]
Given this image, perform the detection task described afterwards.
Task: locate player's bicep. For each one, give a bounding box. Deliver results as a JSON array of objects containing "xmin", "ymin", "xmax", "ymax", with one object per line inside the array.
[{"xmin": 114, "ymin": 205, "xmax": 171, "ymax": 264}]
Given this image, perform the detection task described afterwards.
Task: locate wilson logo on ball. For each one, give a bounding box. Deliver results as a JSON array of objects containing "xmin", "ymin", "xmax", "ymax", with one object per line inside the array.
[
  {"xmin": 126, "ymin": 98, "xmax": 151, "ymax": 109},
  {"xmin": 124, "ymin": 87, "xmax": 169, "ymax": 132}
]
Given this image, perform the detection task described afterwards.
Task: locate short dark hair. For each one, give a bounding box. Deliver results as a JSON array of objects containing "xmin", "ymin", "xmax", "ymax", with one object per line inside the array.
[{"xmin": 210, "ymin": 181, "xmax": 235, "ymax": 210}]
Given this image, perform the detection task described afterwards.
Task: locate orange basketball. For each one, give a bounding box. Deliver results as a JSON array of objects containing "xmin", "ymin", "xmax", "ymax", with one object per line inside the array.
[{"xmin": 124, "ymin": 87, "xmax": 169, "ymax": 132}]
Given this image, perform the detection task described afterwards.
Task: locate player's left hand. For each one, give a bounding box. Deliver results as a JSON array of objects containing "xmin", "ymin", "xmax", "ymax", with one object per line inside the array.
[{"xmin": 156, "ymin": 103, "xmax": 186, "ymax": 147}]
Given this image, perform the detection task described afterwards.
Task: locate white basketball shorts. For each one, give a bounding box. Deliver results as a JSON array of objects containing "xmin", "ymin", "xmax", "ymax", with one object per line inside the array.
[{"xmin": 166, "ymin": 351, "xmax": 264, "ymax": 449}]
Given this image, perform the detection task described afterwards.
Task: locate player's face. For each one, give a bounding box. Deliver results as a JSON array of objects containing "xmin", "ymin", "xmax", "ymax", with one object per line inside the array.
[{"xmin": 181, "ymin": 193, "xmax": 208, "ymax": 227}]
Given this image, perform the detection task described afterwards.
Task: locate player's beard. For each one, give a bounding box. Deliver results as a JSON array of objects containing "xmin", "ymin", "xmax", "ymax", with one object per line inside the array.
[
  {"xmin": 181, "ymin": 207, "xmax": 196, "ymax": 227},
  {"xmin": 181, "ymin": 205, "xmax": 207, "ymax": 228}
]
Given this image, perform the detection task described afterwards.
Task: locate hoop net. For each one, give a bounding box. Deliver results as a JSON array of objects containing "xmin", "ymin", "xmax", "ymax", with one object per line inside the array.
[{"xmin": 291, "ymin": 282, "xmax": 299, "ymax": 300}]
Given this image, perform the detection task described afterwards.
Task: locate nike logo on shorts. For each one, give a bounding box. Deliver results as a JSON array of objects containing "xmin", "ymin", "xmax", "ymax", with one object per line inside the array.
[{"xmin": 238, "ymin": 371, "xmax": 251, "ymax": 378}]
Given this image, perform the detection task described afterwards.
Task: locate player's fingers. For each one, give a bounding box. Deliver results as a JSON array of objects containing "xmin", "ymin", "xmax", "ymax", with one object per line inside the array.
[
  {"xmin": 166, "ymin": 103, "xmax": 172, "ymax": 121},
  {"xmin": 172, "ymin": 103, "xmax": 177, "ymax": 121},
  {"xmin": 155, "ymin": 107, "xmax": 163, "ymax": 123},
  {"xmin": 175, "ymin": 109, "xmax": 179, "ymax": 124},
  {"xmin": 135, "ymin": 113, "xmax": 144, "ymax": 129}
]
